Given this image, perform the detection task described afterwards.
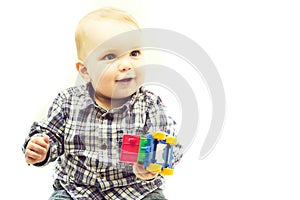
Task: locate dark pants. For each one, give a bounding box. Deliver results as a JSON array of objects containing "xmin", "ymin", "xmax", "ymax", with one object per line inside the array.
[
  {"xmin": 49, "ymin": 181, "xmax": 167, "ymax": 200},
  {"xmin": 141, "ymin": 188, "xmax": 167, "ymax": 200}
]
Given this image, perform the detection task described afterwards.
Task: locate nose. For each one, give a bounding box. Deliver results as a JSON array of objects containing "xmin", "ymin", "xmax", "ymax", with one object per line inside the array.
[
  {"xmin": 117, "ymin": 57, "xmax": 133, "ymax": 72},
  {"xmin": 118, "ymin": 64, "xmax": 132, "ymax": 72}
]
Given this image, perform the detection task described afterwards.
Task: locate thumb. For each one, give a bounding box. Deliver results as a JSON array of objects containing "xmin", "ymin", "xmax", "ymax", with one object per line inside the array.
[{"xmin": 43, "ymin": 135, "xmax": 50, "ymax": 144}]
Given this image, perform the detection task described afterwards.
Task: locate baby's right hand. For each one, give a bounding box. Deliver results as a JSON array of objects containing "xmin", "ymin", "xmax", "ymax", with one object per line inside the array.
[
  {"xmin": 133, "ymin": 163, "xmax": 158, "ymax": 181},
  {"xmin": 25, "ymin": 134, "xmax": 50, "ymax": 165}
]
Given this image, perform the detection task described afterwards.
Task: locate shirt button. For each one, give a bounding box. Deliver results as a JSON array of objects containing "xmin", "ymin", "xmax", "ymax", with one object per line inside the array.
[
  {"xmin": 100, "ymin": 143, "xmax": 107, "ymax": 150},
  {"xmin": 100, "ymin": 173, "xmax": 105, "ymax": 179}
]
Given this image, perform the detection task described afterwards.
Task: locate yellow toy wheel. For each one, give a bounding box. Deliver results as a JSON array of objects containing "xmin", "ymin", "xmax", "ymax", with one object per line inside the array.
[
  {"xmin": 152, "ymin": 132, "xmax": 166, "ymax": 140},
  {"xmin": 160, "ymin": 168, "xmax": 174, "ymax": 176},
  {"xmin": 166, "ymin": 136, "xmax": 177, "ymax": 145},
  {"xmin": 146, "ymin": 163, "xmax": 162, "ymax": 173}
]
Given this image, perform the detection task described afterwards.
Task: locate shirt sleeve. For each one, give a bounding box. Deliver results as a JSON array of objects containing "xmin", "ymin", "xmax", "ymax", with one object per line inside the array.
[
  {"xmin": 145, "ymin": 93, "xmax": 183, "ymax": 168},
  {"xmin": 22, "ymin": 92, "xmax": 67, "ymax": 166}
]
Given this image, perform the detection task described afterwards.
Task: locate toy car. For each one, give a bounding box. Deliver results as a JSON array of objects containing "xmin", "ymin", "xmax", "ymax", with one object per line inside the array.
[{"xmin": 120, "ymin": 131, "xmax": 177, "ymax": 175}]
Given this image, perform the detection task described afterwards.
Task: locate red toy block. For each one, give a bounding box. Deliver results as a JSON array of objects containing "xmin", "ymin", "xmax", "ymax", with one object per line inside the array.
[{"xmin": 120, "ymin": 134, "xmax": 140, "ymax": 163}]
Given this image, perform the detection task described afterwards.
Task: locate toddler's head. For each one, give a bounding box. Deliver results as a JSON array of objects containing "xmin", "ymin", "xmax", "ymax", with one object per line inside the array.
[{"xmin": 75, "ymin": 7, "xmax": 145, "ymax": 109}]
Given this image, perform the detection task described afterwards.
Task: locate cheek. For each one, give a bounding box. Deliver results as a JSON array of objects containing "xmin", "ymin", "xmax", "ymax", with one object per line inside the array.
[
  {"xmin": 96, "ymin": 68, "xmax": 117, "ymax": 87},
  {"xmin": 136, "ymin": 67, "xmax": 146, "ymax": 83},
  {"xmin": 93, "ymin": 75, "xmax": 114, "ymax": 95},
  {"xmin": 89, "ymin": 64, "xmax": 113, "ymax": 82}
]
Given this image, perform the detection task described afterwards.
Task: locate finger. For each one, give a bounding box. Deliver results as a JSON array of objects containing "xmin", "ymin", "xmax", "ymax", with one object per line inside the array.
[
  {"xmin": 134, "ymin": 164, "xmax": 156, "ymax": 175},
  {"xmin": 25, "ymin": 148, "xmax": 42, "ymax": 161},
  {"xmin": 26, "ymin": 154, "xmax": 38, "ymax": 164},
  {"xmin": 133, "ymin": 164, "xmax": 144, "ymax": 174},
  {"xmin": 133, "ymin": 163, "xmax": 147, "ymax": 172},
  {"xmin": 31, "ymin": 137, "xmax": 49, "ymax": 150},
  {"xmin": 43, "ymin": 135, "xmax": 50, "ymax": 144},
  {"xmin": 26, "ymin": 155, "xmax": 42, "ymax": 165},
  {"xmin": 135, "ymin": 172, "xmax": 158, "ymax": 180},
  {"xmin": 27, "ymin": 141, "xmax": 48, "ymax": 156},
  {"xmin": 26, "ymin": 156, "xmax": 35, "ymax": 164}
]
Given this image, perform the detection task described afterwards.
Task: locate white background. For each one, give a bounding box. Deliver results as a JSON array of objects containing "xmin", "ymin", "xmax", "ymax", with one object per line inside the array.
[{"xmin": 1, "ymin": 0, "xmax": 299, "ymax": 199}]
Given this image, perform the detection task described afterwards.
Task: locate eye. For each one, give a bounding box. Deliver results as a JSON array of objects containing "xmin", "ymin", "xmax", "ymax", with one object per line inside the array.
[
  {"xmin": 130, "ymin": 50, "xmax": 141, "ymax": 57},
  {"xmin": 102, "ymin": 53, "xmax": 116, "ymax": 60}
]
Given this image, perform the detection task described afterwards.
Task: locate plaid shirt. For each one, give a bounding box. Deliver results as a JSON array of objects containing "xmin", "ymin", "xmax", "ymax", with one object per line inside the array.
[{"xmin": 23, "ymin": 83, "xmax": 182, "ymax": 200}]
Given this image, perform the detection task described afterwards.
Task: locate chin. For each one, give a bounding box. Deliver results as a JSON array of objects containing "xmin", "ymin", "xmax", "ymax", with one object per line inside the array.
[{"xmin": 113, "ymin": 87, "xmax": 139, "ymax": 98}]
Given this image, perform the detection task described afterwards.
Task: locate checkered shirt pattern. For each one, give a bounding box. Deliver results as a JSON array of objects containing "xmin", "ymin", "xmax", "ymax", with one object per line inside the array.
[{"xmin": 23, "ymin": 83, "xmax": 182, "ymax": 200}]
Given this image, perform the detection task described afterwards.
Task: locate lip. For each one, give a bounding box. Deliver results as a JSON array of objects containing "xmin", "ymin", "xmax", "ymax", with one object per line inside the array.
[
  {"xmin": 116, "ymin": 77, "xmax": 133, "ymax": 82},
  {"xmin": 116, "ymin": 77, "xmax": 136, "ymax": 85},
  {"xmin": 116, "ymin": 73, "xmax": 136, "ymax": 82}
]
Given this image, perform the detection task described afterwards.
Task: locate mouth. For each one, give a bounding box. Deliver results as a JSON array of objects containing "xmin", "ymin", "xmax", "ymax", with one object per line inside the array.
[{"xmin": 116, "ymin": 77, "xmax": 134, "ymax": 83}]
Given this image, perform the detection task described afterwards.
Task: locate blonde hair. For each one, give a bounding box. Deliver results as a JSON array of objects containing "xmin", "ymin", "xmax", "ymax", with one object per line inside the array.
[{"xmin": 75, "ymin": 7, "xmax": 140, "ymax": 61}]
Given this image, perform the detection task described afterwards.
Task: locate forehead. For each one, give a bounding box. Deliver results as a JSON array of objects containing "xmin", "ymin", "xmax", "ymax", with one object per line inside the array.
[{"xmin": 83, "ymin": 19, "xmax": 140, "ymax": 55}]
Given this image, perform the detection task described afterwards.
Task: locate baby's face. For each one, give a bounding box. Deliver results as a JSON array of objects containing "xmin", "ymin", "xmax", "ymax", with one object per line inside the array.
[{"xmin": 82, "ymin": 19, "xmax": 145, "ymax": 100}]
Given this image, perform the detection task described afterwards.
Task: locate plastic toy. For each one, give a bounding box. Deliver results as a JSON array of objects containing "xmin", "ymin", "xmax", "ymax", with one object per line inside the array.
[{"xmin": 120, "ymin": 131, "xmax": 177, "ymax": 175}]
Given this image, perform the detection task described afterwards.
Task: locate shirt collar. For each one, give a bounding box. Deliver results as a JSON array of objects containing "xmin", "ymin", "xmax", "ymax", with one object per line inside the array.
[{"xmin": 81, "ymin": 82, "xmax": 141, "ymax": 113}]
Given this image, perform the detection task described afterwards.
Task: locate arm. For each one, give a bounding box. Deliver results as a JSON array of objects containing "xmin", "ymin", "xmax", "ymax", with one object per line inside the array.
[
  {"xmin": 133, "ymin": 91, "xmax": 183, "ymax": 180},
  {"xmin": 22, "ymin": 92, "xmax": 67, "ymax": 166}
]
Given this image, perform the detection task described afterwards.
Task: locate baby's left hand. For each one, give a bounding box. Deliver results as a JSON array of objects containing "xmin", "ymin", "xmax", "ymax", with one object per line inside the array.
[{"xmin": 133, "ymin": 163, "xmax": 158, "ymax": 181}]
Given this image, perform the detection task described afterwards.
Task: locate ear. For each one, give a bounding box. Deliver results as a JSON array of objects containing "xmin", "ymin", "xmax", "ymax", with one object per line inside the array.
[{"xmin": 76, "ymin": 60, "xmax": 91, "ymax": 82}]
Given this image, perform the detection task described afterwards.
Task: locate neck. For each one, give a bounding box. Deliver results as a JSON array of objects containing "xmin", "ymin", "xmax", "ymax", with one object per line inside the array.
[{"xmin": 94, "ymin": 95, "xmax": 130, "ymax": 110}]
